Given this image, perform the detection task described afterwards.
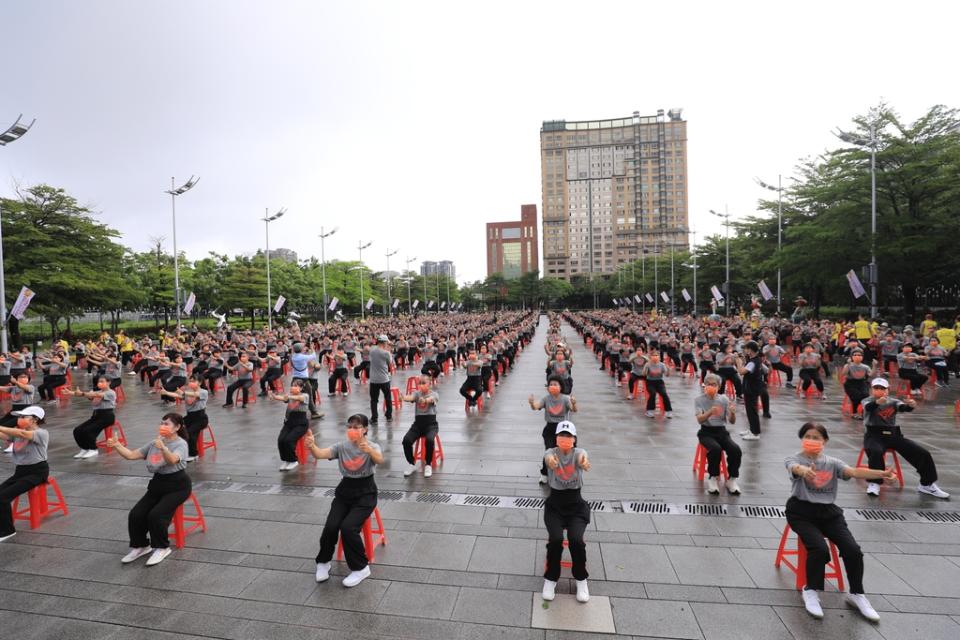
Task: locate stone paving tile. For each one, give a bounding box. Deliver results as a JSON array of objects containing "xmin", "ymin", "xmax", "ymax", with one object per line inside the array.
[
  {"xmin": 772, "ymin": 604, "xmax": 886, "ymax": 640},
  {"xmin": 467, "ymin": 535, "xmax": 538, "ymax": 575},
  {"xmin": 531, "ymin": 593, "xmax": 616, "ymax": 634},
  {"xmin": 600, "ymin": 542, "xmax": 679, "ymax": 584},
  {"xmin": 664, "ymin": 546, "xmax": 756, "ymax": 588},
  {"xmin": 643, "ymin": 583, "xmax": 726, "ymax": 604},
  {"xmin": 690, "ymin": 602, "xmax": 793, "ymax": 640},
  {"xmin": 451, "ymin": 585, "xmax": 533, "ymax": 627},
  {"xmin": 375, "ymin": 582, "xmax": 461, "ymax": 620},
  {"xmin": 238, "ymin": 568, "xmax": 318, "ymax": 604},
  {"xmin": 868, "ymin": 611, "xmax": 960, "ymax": 640},
  {"xmin": 305, "ymin": 576, "xmax": 390, "ymax": 613},
  {"xmin": 427, "ymin": 568, "xmax": 500, "ymax": 589},
  {"xmin": 405, "ymin": 531, "xmax": 476, "ymax": 571},
  {"xmin": 884, "ymin": 594, "xmax": 960, "ymax": 615},
  {"xmin": 610, "ymin": 597, "xmax": 703, "ymax": 639},
  {"xmin": 591, "ymin": 512, "xmax": 657, "ymax": 533},
  {"xmin": 871, "ymin": 553, "xmax": 960, "ymax": 598}
]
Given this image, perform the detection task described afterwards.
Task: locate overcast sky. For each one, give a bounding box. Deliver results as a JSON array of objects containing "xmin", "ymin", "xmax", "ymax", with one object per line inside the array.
[{"xmin": 2, "ymin": 1, "xmax": 957, "ymax": 284}]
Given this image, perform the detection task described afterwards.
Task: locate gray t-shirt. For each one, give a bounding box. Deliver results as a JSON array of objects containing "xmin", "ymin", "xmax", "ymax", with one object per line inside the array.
[
  {"xmin": 92, "ymin": 389, "xmax": 117, "ymax": 411},
  {"xmin": 10, "ymin": 384, "xmax": 36, "ymax": 405},
  {"xmin": 185, "ymin": 388, "xmax": 209, "ymax": 412},
  {"xmin": 694, "ymin": 393, "xmax": 731, "ymax": 428},
  {"xmin": 285, "ymin": 392, "xmax": 309, "ymax": 417},
  {"xmin": 784, "ymin": 453, "xmax": 849, "ymax": 504},
  {"xmin": 412, "ymin": 390, "xmax": 439, "ymax": 417},
  {"xmin": 139, "ymin": 438, "xmax": 189, "ymax": 474},
  {"xmin": 236, "ymin": 361, "xmax": 254, "ymax": 380},
  {"xmin": 861, "ymin": 397, "xmax": 911, "ymax": 428},
  {"xmin": 540, "ymin": 394, "xmax": 573, "ymax": 424},
  {"xmin": 369, "ymin": 347, "xmax": 392, "ymax": 384},
  {"xmin": 762, "ymin": 344, "xmax": 784, "ymax": 363},
  {"xmin": 11, "ymin": 428, "xmax": 49, "ymax": 466},
  {"xmin": 329, "ymin": 439, "xmax": 382, "ymax": 479},
  {"xmin": 546, "ymin": 446, "xmax": 587, "ymax": 491}
]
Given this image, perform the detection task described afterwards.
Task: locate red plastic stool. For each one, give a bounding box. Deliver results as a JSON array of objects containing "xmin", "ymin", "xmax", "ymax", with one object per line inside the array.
[
  {"xmin": 359, "ymin": 368, "xmax": 369, "ymax": 384},
  {"xmin": 894, "ymin": 377, "xmax": 923, "ymax": 400},
  {"xmin": 211, "ymin": 377, "xmax": 226, "ymax": 394},
  {"xmin": 796, "ymin": 383, "xmax": 822, "ymax": 399},
  {"xmin": 336, "ymin": 377, "xmax": 351, "ymax": 395},
  {"xmin": 855, "ymin": 448, "xmax": 904, "ymax": 487},
  {"xmin": 97, "ymin": 422, "xmax": 127, "ymax": 452},
  {"xmin": 464, "ymin": 392, "xmax": 483, "ymax": 412},
  {"xmin": 413, "ymin": 434, "xmax": 444, "ymax": 465},
  {"xmin": 841, "ymin": 396, "xmax": 863, "ymax": 418},
  {"xmin": 383, "ymin": 387, "xmax": 402, "ymax": 411},
  {"xmin": 170, "ymin": 493, "xmax": 206, "ymax": 549},
  {"xmin": 768, "ymin": 369, "xmax": 783, "ymax": 387},
  {"xmin": 56, "ymin": 386, "xmax": 72, "ymax": 406},
  {"xmin": 629, "ymin": 378, "xmax": 645, "ymax": 399},
  {"xmin": 775, "ymin": 524, "xmax": 845, "ymax": 591},
  {"xmin": 12, "ymin": 477, "xmax": 68, "ymax": 529},
  {"xmin": 954, "ymin": 399, "xmax": 960, "ymax": 418},
  {"xmin": 405, "ymin": 376, "xmax": 419, "ymax": 395},
  {"xmin": 724, "ymin": 380, "xmax": 737, "ymax": 400},
  {"xmin": 270, "ymin": 378, "xmax": 284, "ymax": 393},
  {"xmin": 543, "ymin": 539, "xmax": 576, "ymax": 571},
  {"xmin": 692, "ymin": 443, "xmax": 729, "ymax": 481},
  {"xmin": 114, "ymin": 385, "xmax": 126, "ymax": 403},
  {"xmin": 336, "ymin": 506, "xmax": 387, "ymax": 563},
  {"xmin": 232, "ymin": 385, "xmax": 256, "ymax": 405},
  {"xmin": 196, "ymin": 425, "xmax": 217, "ymax": 458},
  {"xmin": 295, "ymin": 435, "xmax": 312, "ymax": 465}
]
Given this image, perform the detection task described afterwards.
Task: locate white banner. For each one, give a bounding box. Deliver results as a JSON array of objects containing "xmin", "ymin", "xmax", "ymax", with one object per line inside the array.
[
  {"xmin": 758, "ymin": 280, "xmax": 773, "ymax": 301},
  {"xmin": 660, "ymin": 291, "xmax": 670, "ymax": 302},
  {"xmin": 458, "ymin": 302, "xmax": 463, "ymax": 310},
  {"xmin": 441, "ymin": 301, "xmax": 446, "ymax": 309},
  {"xmin": 681, "ymin": 288, "xmax": 691, "ymax": 302},
  {"xmin": 427, "ymin": 300, "xmax": 434, "ymax": 309},
  {"xmin": 710, "ymin": 285, "xmax": 724, "ymax": 301},
  {"xmin": 392, "ymin": 298, "xmax": 399, "ymax": 309},
  {"xmin": 846, "ymin": 270, "xmax": 867, "ymax": 299},
  {"xmin": 328, "ymin": 296, "xmax": 339, "ymax": 311},
  {"xmin": 412, "ymin": 299, "xmax": 420, "ymax": 309},
  {"xmin": 273, "ymin": 295, "xmax": 286, "ymax": 313},
  {"xmin": 182, "ymin": 291, "xmax": 196, "ymax": 315},
  {"xmin": 645, "ymin": 293, "xmax": 654, "ymax": 303},
  {"xmin": 366, "ymin": 298, "xmax": 374, "ymax": 310},
  {"xmin": 10, "ymin": 286, "xmax": 35, "ymax": 320},
  {"xmin": 634, "ymin": 294, "xmax": 642, "ymax": 303},
  {"xmin": 612, "ymin": 298, "xmax": 619, "ymax": 305}
]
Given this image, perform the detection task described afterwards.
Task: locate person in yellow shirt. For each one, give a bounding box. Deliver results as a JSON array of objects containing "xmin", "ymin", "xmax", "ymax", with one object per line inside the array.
[
  {"xmin": 935, "ymin": 325, "xmax": 958, "ymax": 380},
  {"xmin": 920, "ymin": 313, "xmax": 938, "ymax": 337},
  {"xmin": 853, "ymin": 315, "xmax": 875, "ymax": 363}
]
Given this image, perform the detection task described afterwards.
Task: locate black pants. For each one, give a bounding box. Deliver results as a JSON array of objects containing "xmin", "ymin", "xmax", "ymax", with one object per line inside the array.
[
  {"xmin": 544, "ymin": 489, "xmax": 590, "ymax": 581},
  {"xmin": 628, "ymin": 373, "xmax": 645, "ymax": 396},
  {"xmin": 697, "ymin": 426, "xmax": 742, "ymax": 478},
  {"xmin": 302, "ymin": 378, "xmax": 320, "ymax": 413},
  {"xmin": 327, "ymin": 370, "xmax": 348, "ymax": 395},
  {"xmin": 717, "ymin": 369, "xmax": 743, "ymax": 398},
  {"xmin": 225, "ymin": 379, "xmax": 253, "ymax": 406},
  {"xmin": 128, "ymin": 470, "xmax": 192, "ymax": 550},
  {"xmin": 278, "ymin": 413, "xmax": 309, "ymax": 463},
  {"xmin": 480, "ymin": 366, "xmax": 493, "ymax": 393},
  {"xmin": 184, "ymin": 410, "xmax": 209, "ymax": 457},
  {"xmin": 799, "ymin": 369, "xmax": 824, "ymax": 392},
  {"xmin": 402, "ymin": 415, "xmax": 439, "ymax": 465},
  {"xmin": 0, "ymin": 462, "xmax": 49, "ymax": 536},
  {"xmin": 260, "ymin": 367, "xmax": 283, "ymax": 393},
  {"xmin": 863, "ymin": 425, "xmax": 938, "ymax": 486},
  {"xmin": 743, "ymin": 387, "xmax": 769, "ymax": 434},
  {"xmin": 645, "ymin": 379, "xmax": 673, "ymax": 411},
  {"xmin": 540, "ymin": 423, "xmax": 559, "ymax": 476},
  {"xmin": 0, "ymin": 404, "xmax": 28, "ymax": 428},
  {"xmin": 353, "ymin": 361, "xmax": 370, "ymax": 380},
  {"xmin": 203, "ymin": 369, "xmax": 222, "ymax": 394},
  {"xmin": 37, "ymin": 375, "xmax": 66, "ymax": 400},
  {"xmin": 316, "ymin": 477, "xmax": 377, "ymax": 571},
  {"xmin": 771, "ymin": 361, "xmax": 793, "ymax": 382},
  {"xmin": 929, "ymin": 360, "xmax": 949, "ymax": 384},
  {"xmin": 421, "ymin": 361, "xmax": 440, "ymax": 379},
  {"xmin": 73, "ymin": 409, "xmax": 116, "ymax": 450},
  {"xmin": 785, "ymin": 497, "xmax": 864, "ymax": 593},
  {"xmin": 369, "ymin": 381, "xmax": 392, "ymax": 421},
  {"xmin": 699, "ymin": 361, "xmax": 716, "ymax": 383},
  {"xmin": 843, "ymin": 380, "xmax": 869, "ymax": 412},
  {"xmin": 680, "ymin": 354, "xmax": 697, "ymax": 374},
  {"xmin": 149, "ymin": 368, "xmax": 171, "ymax": 387},
  {"xmin": 162, "ymin": 376, "xmax": 186, "ymax": 402},
  {"xmin": 459, "ymin": 376, "xmax": 482, "ymax": 406}
]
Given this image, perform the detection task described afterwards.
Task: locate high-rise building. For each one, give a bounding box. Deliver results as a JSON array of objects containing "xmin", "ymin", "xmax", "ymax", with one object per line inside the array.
[
  {"xmin": 271, "ymin": 248, "xmax": 298, "ymax": 263},
  {"xmin": 540, "ymin": 109, "xmax": 689, "ymax": 281},
  {"xmin": 420, "ymin": 260, "xmax": 456, "ymax": 280},
  {"xmin": 487, "ymin": 204, "xmax": 539, "ymax": 278}
]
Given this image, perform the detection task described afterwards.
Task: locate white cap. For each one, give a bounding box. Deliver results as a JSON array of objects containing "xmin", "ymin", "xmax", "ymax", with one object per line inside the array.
[
  {"xmin": 377, "ymin": 334, "xmax": 391, "ymax": 343},
  {"xmin": 12, "ymin": 406, "xmax": 45, "ymax": 420},
  {"xmin": 871, "ymin": 377, "xmax": 889, "ymax": 388},
  {"xmin": 555, "ymin": 420, "xmax": 577, "ymax": 436}
]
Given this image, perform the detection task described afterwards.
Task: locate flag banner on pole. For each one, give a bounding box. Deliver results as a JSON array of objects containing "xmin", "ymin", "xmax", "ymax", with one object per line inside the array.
[
  {"xmin": 758, "ymin": 280, "xmax": 773, "ymax": 301},
  {"xmin": 660, "ymin": 291, "xmax": 670, "ymax": 302},
  {"xmin": 182, "ymin": 291, "xmax": 196, "ymax": 315},
  {"xmin": 612, "ymin": 298, "xmax": 619, "ymax": 305},
  {"xmin": 441, "ymin": 301, "xmax": 446, "ymax": 309},
  {"xmin": 681, "ymin": 288, "xmax": 691, "ymax": 302},
  {"xmin": 329, "ymin": 296, "xmax": 339, "ymax": 311},
  {"xmin": 10, "ymin": 286, "xmax": 35, "ymax": 320},
  {"xmin": 634, "ymin": 294, "xmax": 642, "ymax": 303},
  {"xmin": 392, "ymin": 299, "xmax": 399, "ymax": 308},
  {"xmin": 366, "ymin": 298, "xmax": 374, "ymax": 310},
  {"xmin": 846, "ymin": 270, "xmax": 867, "ymax": 299},
  {"xmin": 427, "ymin": 300, "xmax": 434, "ymax": 309},
  {"xmin": 274, "ymin": 295, "xmax": 286, "ymax": 313},
  {"xmin": 457, "ymin": 302, "xmax": 463, "ymax": 310},
  {"xmin": 710, "ymin": 285, "xmax": 724, "ymax": 301},
  {"xmin": 412, "ymin": 299, "xmax": 419, "ymax": 309},
  {"xmin": 645, "ymin": 293, "xmax": 654, "ymax": 303}
]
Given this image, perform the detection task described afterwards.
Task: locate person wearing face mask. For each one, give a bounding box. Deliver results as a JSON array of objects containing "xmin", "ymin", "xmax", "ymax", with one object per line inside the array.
[
  {"xmin": 529, "ymin": 376, "xmax": 578, "ymax": 485},
  {"xmin": 400, "ymin": 375, "xmax": 440, "ymax": 478},
  {"xmin": 785, "ymin": 422, "xmax": 896, "ymax": 622},
  {"xmin": 269, "ymin": 379, "xmax": 311, "ymax": 471},
  {"xmin": 737, "ymin": 341, "xmax": 769, "ymax": 439},
  {"xmin": 798, "ymin": 343, "xmax": 826, "ymax": 399},
  {"xmin": 541, "ymin": 421, "xmax": 591, "ymax": 603},
  {"xmin": 0, "ymin": 406, "xmax": 50, "ymax": 542},
  {"xmin": 695, "ymin": 374, "xmax": 742, "ymax": 495},
  {"xmin": 839, "ymin": 350, "xmax": 874, "ymax": 420},
  {"xmin": 641, "ymin": 352, "xmax": 673, "ymax": 419},
  {"xmin": 36, "ymin": 353, "xmax": 68, "ymax": 402},
  {"xmin": 160, "ymin": 374, "xmax": 209, "ymax": 462},
  {"xmin": 303, "ymin": 414, "xmax": 383, "ymax": 588},
  {"xmin": 106, "ymin": 413, "xmax": 191, "ymax": 566},
  {"xmin": 861, "ymin": 378, "xmax": 948, "ymax": 499},
  {"xmin": 459, "ymin": 349, "xmax": 484, "ymax": 411},
  {"xmin": 70, "ymin": 376, "xmax": 118, "ymax": 459},
  {"xmin": 0, "ymin": 372, "xmax": 37, "ymax": 429},
  {"xmin": 222, "ymin": 352, "xmax": 254, "ymax": 408}
]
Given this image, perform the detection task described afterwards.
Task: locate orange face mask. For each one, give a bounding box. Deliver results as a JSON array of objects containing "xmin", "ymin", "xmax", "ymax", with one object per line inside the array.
[
  {"xmin": 802, "ymin": 439, "xmax": 824, "ymax": 455},
  {"xmin": 158, "ymin": 425, "xmax": 175, "ymax": 439},
  {"xmin": 346, "ymin": 428, "xmax": 363, "ymax": 442},
  {"xmin": 556, "ymin": 435, "xmax": 575, "ymax": 452}
]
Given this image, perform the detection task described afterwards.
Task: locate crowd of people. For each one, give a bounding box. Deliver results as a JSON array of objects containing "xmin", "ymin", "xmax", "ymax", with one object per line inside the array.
[{"xmin": 1, "ymin": 306, "xmax": 957, "ymax": 622}]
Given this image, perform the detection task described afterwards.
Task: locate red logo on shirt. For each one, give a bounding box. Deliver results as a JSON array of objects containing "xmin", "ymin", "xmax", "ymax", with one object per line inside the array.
[
  {"xmin": 417, "ymin": 400, "xmax": 429, "ymax": 410},
  {"xmin": 877, "ymin": 405, "xmax": 897, "ymax": 421},
  {"xmin": 342, "ymin": 455, "xmax": 366, "ymax": 471},
  {"xmin": 149, "ymin": 453, "xmax": 163, "ymax": 466},
  {"xmin": 554, "ymin": 463, "xmax": 576, "ymax": 481},
  {"xmin": 547, "ymin": 404, "xmax": 565, "ymax": 416},
  {"xmin": 13, "ymin": 439, "xmax": 27, "ymax": 452},
  {"xmin": 809, "ymin": 469, "xmax": 833, "ymax": 488}
]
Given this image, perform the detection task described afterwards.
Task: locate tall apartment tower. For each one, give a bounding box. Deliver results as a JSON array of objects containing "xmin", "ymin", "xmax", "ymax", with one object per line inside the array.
[
  {"xmin": 486, "ymin": 204, "xmax": 539, "ymax": 278},
  {"xmin": 540, "ymin": 109, "xmax": 689, "ymax": 280}
]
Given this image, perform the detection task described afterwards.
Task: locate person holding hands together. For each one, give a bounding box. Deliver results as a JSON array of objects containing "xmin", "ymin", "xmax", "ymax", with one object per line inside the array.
[
  {"xmin": 529, "ymin": 376, "xmax": 577, "ymax": 485},
  {"xmin": 695, "ymin": 373, "xmax": 742, "ymax": 495}
]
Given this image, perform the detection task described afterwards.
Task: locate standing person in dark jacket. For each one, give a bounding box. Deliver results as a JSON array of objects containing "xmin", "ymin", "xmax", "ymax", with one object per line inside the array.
[{"xmin": 737, "ymin": 341, "xmax": 769, "ymax": 440}]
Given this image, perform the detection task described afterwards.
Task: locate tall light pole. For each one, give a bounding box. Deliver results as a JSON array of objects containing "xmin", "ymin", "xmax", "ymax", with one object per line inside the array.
[
  {"xmin": 262, "ymin": 208, "xmax": 285, "ymax": 330},
  {"xmin": 710, "ymin": 207, "xmax": 732, "ymax": 303},
  {"xmin": 405, "ymin": 256, "xmax": 417, "ymax": 314},
  {"xmin": 318, "ymin": 226, "xmax": 338, "ymax": 324},
  {"xmin": 0, "ymin": 115, "xmax": 36, "ymax": 353},
  {"xmin": 397, "ymin": 277, "xmax": 413, "ymax": 315},
  {"xmin": 350, "ymin": 265, "xmax": 368, "ymax": 320},
  {"xmin": 165, "ymin": 176, "xmax": 199, "ymax": 331},
  {"xmin": 384, "ymin": 249, "xmax": 398, "ymax": 316},
  {"xmin": 756, "ymin": 175, "xmax": 784, "ymax": 313},
  {"xmin": 356, "ymin": 240, "xmax": 372, "ymax": 319}
]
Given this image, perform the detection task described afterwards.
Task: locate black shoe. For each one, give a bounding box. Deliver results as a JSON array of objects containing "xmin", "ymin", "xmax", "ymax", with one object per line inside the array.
[
  {"xmin": 386, "ymin": 416, "xmax": 393, "ymax": 422},
  {"xmin": 222, "ymin": 403, "xmax": 233, "ymax": 408},
  {"xmin": 370, "ymin": 419, "xmax": 378, "ymax": 425},
  {"xmin": 762, "ymin": 413, "xmax": 772, "ymax": 418},
  {"xmin": 311, "ymin": 412, "xmax": 324, "ymax": 420},
  {"xmin": 258, "ymin": 391, "xmax": 268, "ymax": 397}
]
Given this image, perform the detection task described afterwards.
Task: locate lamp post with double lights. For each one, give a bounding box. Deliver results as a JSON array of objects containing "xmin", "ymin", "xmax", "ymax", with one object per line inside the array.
[
  {"xmin": 0, "ymin": 114, "xmax": 36, "ymax": 353},
  {"xmin": 755, "ymin": 176, "xmax": 784, "ymax": 314},
  {"xmin": 318, "ymin": 226, "xmax": 338, "ymax": 324},
  {"xmin": 356, "ymin": 240, "xmax": 372, "ymax": 319},
  {"xmin": 384, "ymin": 249, "xmax": 398, "ymax": 316},
  {"xmin": 165, "ymin": 176, "xmax": 199, "ymax": 331},
  {"xmin": 261, "ymin": 208, "xmax": 286, "ymax": 330},
  {"xmin": 709, "ymin": 207, "xmax": 732, "ymax": 302},
  {"xmin": 397, "ymin": 277, "xmax": 413, "ymax": 315},
  {"xmin": 350, "ymin": 265, "xmax": 370, "ymax": 320},
  {"xmin": 404, "ymin": 256, "xmax": 417, "ymax": 314}
]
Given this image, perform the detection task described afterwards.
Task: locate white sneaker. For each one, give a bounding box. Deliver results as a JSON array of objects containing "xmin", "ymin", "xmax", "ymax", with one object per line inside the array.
[
  {"xmin": 279, "ymin": 462, "xmax": 291, "ymax": 471},
  {"xmin": 3, "ymin": 444, "xmax": 12, "ymax": 453},
  {"xmin": 576, "ymin": 579, "xmax": 590, "ymax": 603},
  {"xmin": 665, "ymin": 411, "xmax": 673, "ymax": 419},
  {"xmin": 645, "ymin": 410, "xmax": 654, "ymax": 418},
  {"xmin": 185, "ymin": 456, "xmax": 198, "ymax": 463},
  {"xmin": 739, "ymin": 430, "xmax": 751, "ymax": 436},
  {"xmin": 918, "ymin": 483, "xmax": 950, "ymax": 499},
  {"xmin": 741, "ymin": 433, "xmax": 760, "ymax": 441},
  {"xmin": 315, "ymin": 561, "xmax": 331, "ymax": 582},
  {"xmin": 145, "ymin": 547, "xmax": 172, "ymax": 566},
  {"xmin": 539, "ymin": 474, "xmax": 548, "ymax": 485},
  {"xmin": 802, "ymin": 588, "xmax": 824, "ymax": 619},
  {"xmin": 424, "ymin": 465, "xmax": 432, "ymax": 478},
  {"xmin": 342, "ymin": 565, "xmax": 371, "ymax": 587},
  {"xmin": 286, "ymin": 461, "xmax": 299, "ymax": 472},
  {"xmin": 706, "ymin": 476, "xmax": 720, "ymax": 495},
  {"xmin": 866, "ymin": 483, "xmax": 881, "ymax": 496},
  {"xmin": 404, "ymin": 464, "xmax": 418, "ymax": 477},
  {"xmin": 0, "ymin": 532, "xmax": 16, "ymax": 543},
  {"xmin": 121, "ymin": 547, "xmax": 152, "ymax": 564},
  {"xmin": 81, "ymin": 449, "xmax": 99, "ymax": 459},
  {"xmin": 73, "ymin": 449, "xmax": 87, "ymax": 459},
  {"xmin": 725, "ymin": 478, "xmax": 741, "ymax": 495},
  {"xmin": 542, "ymin": 578, "xmax": 557, "ymax": 601},
  {"xmin": 846, "ymin": 593, "xmax": 880, "ymax": 622}
]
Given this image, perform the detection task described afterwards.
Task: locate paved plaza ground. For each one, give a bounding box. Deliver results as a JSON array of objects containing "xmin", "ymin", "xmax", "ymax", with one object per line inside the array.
[{"xmin": 2, "ymin": 315, "xmax": 960, "ymax": 639}]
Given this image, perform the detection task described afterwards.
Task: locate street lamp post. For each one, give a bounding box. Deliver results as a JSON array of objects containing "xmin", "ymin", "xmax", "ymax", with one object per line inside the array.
[
  {"xmin": 384, "ymin": 249, "xmax": 398, "ymax": 316},
  {"xmin": 356, "ymin": 241, "xmax": 372, "ymax": 320},
  {"xmin": 710, "ymin": 207, "xmax": 732, "ymax": 303},
  {"xmin": 318, "ymin": 226, "xmax": 338, "ymax": 324},
  {"xmin": 756, "ymin": 175, "xmax": 784, "ymax": 313},
  {"xmin": 404, "ymin": 256, "xmax": 417, "ymax": 314},
  {"xmin": 262, "ymin": 208, "xmax": 285, "ymax": 330},
  {"xmin": 165, "ymin": 176, "xmax": 199, "ymax": 332},
  {"xmin": 0, "ymin": 114, "xmax": 36, "ymax": 353}
]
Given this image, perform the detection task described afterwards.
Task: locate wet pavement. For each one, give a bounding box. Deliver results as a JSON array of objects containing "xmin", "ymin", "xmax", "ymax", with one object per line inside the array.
[{"xmin": 2, "ymin": 315, "xmax": 959, "ymax": 639}]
